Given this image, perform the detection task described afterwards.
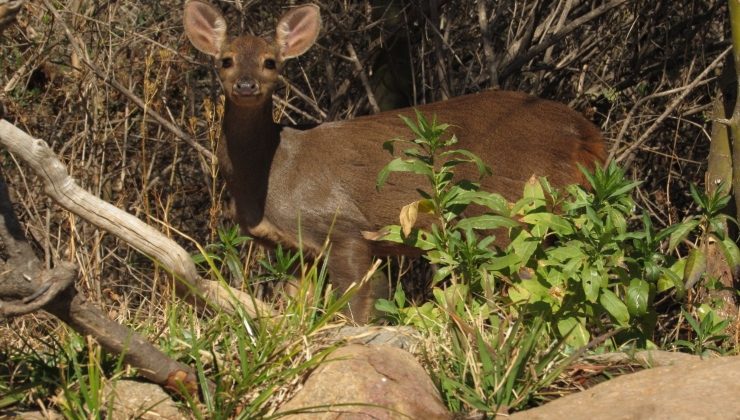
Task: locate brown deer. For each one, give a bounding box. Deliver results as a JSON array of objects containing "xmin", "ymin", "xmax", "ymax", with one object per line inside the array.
[{"xmin": 183, "ymin": 1, "xmax": 606, "ymax": 322}]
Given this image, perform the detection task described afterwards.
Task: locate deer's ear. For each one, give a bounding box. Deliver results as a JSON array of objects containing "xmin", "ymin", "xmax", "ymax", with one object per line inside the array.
[
  {"xmin": 184, "ymin": 1, "xmax": 228, "ymax": 57},
  {"xmin": 275, "ymin": 4, "xmax": 321, "ymax": 59}
]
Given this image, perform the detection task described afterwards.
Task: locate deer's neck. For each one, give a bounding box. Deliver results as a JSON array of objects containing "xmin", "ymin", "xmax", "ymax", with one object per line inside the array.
[{"xmin": 219, "ymin": 99, "xmax": 280, "ymax": 228}]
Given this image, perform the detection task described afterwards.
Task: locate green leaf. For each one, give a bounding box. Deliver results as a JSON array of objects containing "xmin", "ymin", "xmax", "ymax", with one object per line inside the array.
[
  {"xmin": 657, "ymin": 259, "xmax": 686, "ymax": 294},
  {"xmin": 581, "ymin": 265, "xmax": 602, "ymax": 303},
  {"xmin": 546, "ymin": 243, "xmax": 586, "ymax": 263},
  {"xmin": 448, "ymin": 190, "xmax": 510, "ymax": 215},
  {"xmin": 483, "ymin": 253, "xmax": 521, "ymax": 271},
  {"xmin": 509, "ymin": 279, "xmax": 551, "ymax": 304},
  {"xmin": 681, "ymin": 308, "xmax": 701, "ymax": 335},
  {"xmin": 689, "ymin": 183, "xmax": 707, "ymax": 209},
  {"xmin": 626, "ymin": 278, "xmax": 650, "ymax": 316},
  {"xmin": 716, "ymin": 235, "xmax": 740, "ymax": 277},
  {"xmin": 667, "ymin": 220, "xmax": 700, "ymax": 251},
  {"xmin": 557, "ymin": 317, "xmax": 590, "ymax": 347},
  {"xmin": 509, "ymin": 230, "xmax": 539, "ymax": 267},
  {"xmin": 600, "ymin": 289, "xmax": 630, "ymax": 326},
  {"xmin": 441, "ymin": 148, "xmax": 492, "ymax": 177},
  {"xmin": 523, "ymin": 176, "xmax": 546, "ymax": 201},
  {"xmin": 456, "ymin": 214, "xmax": 520, "ymax": 230},
  {"xmin": 607, "ymin": 207, "xmax": 628, "ymax": 235},
  {"xmin": 521, "ymin": 213, "xmax": 574, "ymax": 236},
  {"xmin": 399, "ymin": 113, "xmax": 425, "ymax": 139},
  {"xmin": 374, "ymin": 299, "xmax": 399, "ymax": 315},
  {"xmin": 375, "ymin": 225, "xmax": 436, "ymax": 250},
  {"xmin": 683, "ymin": 248, "xmax": 707, "ymax": 290}
]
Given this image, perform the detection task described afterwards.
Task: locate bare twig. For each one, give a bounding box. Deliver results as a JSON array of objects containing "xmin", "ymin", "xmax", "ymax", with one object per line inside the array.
[
  {"xmin": 346, "ymin": 43, "xmax": 381, "ymax": 114},
  {"xmin": 614, "ymin": 46, "xmax": 731, "ymax": 168},
  {"xmin": 0, "ymin": 119, "xmax": 273, "ymax": 318},
  {"xmin": 499, "ymin": 0, "xmax": 628, "ymax": 81}
]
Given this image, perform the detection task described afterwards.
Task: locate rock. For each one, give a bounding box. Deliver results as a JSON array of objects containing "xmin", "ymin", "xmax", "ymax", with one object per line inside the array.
[
  {"xmin": 278, "ymin": 344, "xmax": 450, "ymax": 419},
  {"xmin": 511, "ymin": 355, "xmax": 740, "ymax": 420},
  {"xmin": 582, "ymin": 350, "xmax": 701, "ymax": 368},
  {"xmin": 104, "ymin": 379, "xmax": 183, "ymax": 420},
  {"xmin": 331, "ymin": 325, "xmax": 421, "ymax": 350}
]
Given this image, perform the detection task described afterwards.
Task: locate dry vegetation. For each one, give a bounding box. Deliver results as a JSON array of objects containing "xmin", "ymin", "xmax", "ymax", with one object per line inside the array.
[{"xmin": 0, "ymin": 0, "xmax": 732, "ymax": 414}]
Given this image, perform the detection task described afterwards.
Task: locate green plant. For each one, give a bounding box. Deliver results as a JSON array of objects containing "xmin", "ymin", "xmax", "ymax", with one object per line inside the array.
[
  {"xmin": 192, "ymin": 224, "xmax": 251, "ymax": 285},
  {"xmin": 180, "ymin": 241, "xmax": 356, "ymax": 418},
  {"xmin": 672, "ymin": 307, "xmax": 730, "ymax": 356},
  {"xmin": 662, "ymin": 183, "xmax": 739, "ymax": 290},
  {"xmin": 435, "ymin": 316, "xmax": 569, "ymax": 414},
  {"xmin": 375, "ymin": 111, "xmax": 733, "ymax": 349},
  {"xmin": 376, "ymin": 110, "xmax": 517, "ymax": 296}
]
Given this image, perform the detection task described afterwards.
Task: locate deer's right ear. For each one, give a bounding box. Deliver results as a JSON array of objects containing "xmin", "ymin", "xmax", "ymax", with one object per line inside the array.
[{"xmin": 184, "ymin": 1, "xmax": 227, "ymax": 57}]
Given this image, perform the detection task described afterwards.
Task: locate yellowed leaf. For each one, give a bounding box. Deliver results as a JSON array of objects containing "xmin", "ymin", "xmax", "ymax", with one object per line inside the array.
[{"xmin": 400, "ymin": 201, "xmax": 420, "ymax": 236}]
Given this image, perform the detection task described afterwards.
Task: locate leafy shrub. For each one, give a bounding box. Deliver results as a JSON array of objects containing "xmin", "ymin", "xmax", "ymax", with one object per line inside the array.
[{"xmin": 375, "ymin": 111, "xmax": 737, "ymax": 348}]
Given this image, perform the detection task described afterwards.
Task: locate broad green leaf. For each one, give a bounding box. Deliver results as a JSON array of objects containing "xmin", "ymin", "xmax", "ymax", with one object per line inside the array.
[
  {"xmin": 508, "ymin": 283, "xmax": 531, "ymax": 303},
  {"xmin": 626, "ymin": 278, "xmax": 650, "ymax": 316},
  {"xmin": 683, "ymin": 248, "xmax": 707, "ymax": 290},
  {"xmin": 375, "ymin": 225, "xmax": 436, "ymax": 250},
  {"xmin": 456, "ymin": 214, "xmax": 520, "ymax": 230},
  {"xmin": 521, "ymin": 213, "xmax": 574, "ymax": 235},
  {"xmin": 667, "ymin": 220, "xmax": 700, "ymax": 251},
  {"xmin": 441, "ymin": 148, "xmax": 492, "ymax": 177},
  {"xmin": 510, "ymin": 196, "xmax": 544, "ymax": 215},
  {"xmin": 509, "ymin": 230, "xmax": 539, "ymax": 267},
  {"xmin": 399, "ymin": 113, "xmax": 425, "ymax": 139},
  {"xmin": 509, "ymin": 279, "xmax": 551, "ymax": 304},
  {"xmin": 432, "ymin": 265, "xmax": 454, "ymax": 284},
  {"xmin": 483, "ymin": 253, "xmax": 521, "ymax": 271},
  {"xmin": 581, "ymin": 265, "xmax": 601, "ymax": 303},
  {"xmin": 376, "ymin": 157, "xmax": 433, "ymax": 189},
  {"xmin": 448, "ymin": 190, "xmax": 510, "ymax": 215},
  {"xmin": 716, "ymin": 235, "xmax": 740, "ymax": 277},
  {"xmin": 374, "ymin": 299, "xmax": 399, "ymax": 315},
  {"xmin": 546, "ymin": 243, "xmax": 586, "ymax": 263},
  {"xmin": 600, "ymin": 289, "xmax": 630, "ymax": 326},
  {"xmin": 657, "ymin": 259, "xmax": 686, "ymax": 294},
  {"xmin": 523, "ymin": 175, "xmax": 545, "ymax": 200},
  {"xmin": 557, "ymin": 317, "xmax": 590, "ymax": 347},
  {"xmin": 607, "ymin": 207, "xmax": 628, "ymax": 235}
]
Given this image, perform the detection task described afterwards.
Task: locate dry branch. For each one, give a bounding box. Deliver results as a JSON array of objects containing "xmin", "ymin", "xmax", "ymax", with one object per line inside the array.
[
  {"xmin": 498, "ymin": 0, "xmax": 628, "ymax": 81},
  {"xmin": 0, "ymin": 119, "xmax": 273, "ymax": 318},
  {"xmin": 0, "ymin": 167, "xmax": 208, "ymax": 396}
]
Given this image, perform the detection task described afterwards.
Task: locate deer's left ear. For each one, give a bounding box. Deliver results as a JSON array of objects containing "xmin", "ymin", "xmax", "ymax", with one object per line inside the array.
[{"xmin": 275, "ymin": 4, "xmax": 321, "ymax": 59}]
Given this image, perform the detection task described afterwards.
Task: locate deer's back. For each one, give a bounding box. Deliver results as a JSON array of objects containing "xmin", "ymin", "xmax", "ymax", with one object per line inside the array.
[{"xmin": 264, "ymin": 90, "xmax": 605, "ymax": 252}]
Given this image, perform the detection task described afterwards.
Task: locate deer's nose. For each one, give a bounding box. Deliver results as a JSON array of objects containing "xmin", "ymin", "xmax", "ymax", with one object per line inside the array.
[{"xmin": 233, "ymin": 79, "xmax": 260, "ymax": 96}]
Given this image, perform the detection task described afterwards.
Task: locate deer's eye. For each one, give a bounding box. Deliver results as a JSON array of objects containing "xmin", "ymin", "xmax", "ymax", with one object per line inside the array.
[
  {"xmin": 221, "ymin": 57, "xmax": 234, "ymax": 68},
  {"xmin": 264, "ymin": 58, "xmax": 277, "ymax": 70}
]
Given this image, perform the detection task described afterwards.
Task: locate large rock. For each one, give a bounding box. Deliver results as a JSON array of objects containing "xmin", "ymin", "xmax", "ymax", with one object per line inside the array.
[
  {"xmin": 278, "ymin": 344, "xmax": 450, "ymax": 419},
  {"xmin": 104, "ymin": 379, "xmax": 183, "ymax": 420},
  {"xmin": 511, "ymin": 355, "xmax": 740, "ymax": 419}
]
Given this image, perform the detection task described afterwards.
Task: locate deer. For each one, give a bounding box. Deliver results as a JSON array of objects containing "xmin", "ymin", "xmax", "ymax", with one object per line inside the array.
[{"xmin": 183, "ymin": 1, "xmax": 606, "ymax": 323}]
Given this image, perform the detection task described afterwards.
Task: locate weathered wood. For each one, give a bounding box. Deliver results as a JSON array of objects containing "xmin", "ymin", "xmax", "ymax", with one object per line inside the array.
[{"xmin": 0, "ymin": 119, "xmax": 273, "ymax": 318}]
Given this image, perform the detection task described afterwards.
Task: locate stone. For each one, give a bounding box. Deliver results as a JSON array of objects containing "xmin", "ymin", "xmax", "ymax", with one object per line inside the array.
[
  {"xmin": 278, "ymin": 344, "xmax": 450, "ymax": 419},
  {"xmin": 511, "ymin": 355, "xmax": 740, "ymax": 419},
  {"xmin": 104, "ymin": 379, "xmax": 183, "ymax": 420},
  {"xmin": 582, "ymin": 350, "xmax": 701, "ymax": 367},
  {"xmin": 331, "ymin": 325, "xmax": 421, "ymax": 350}
]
